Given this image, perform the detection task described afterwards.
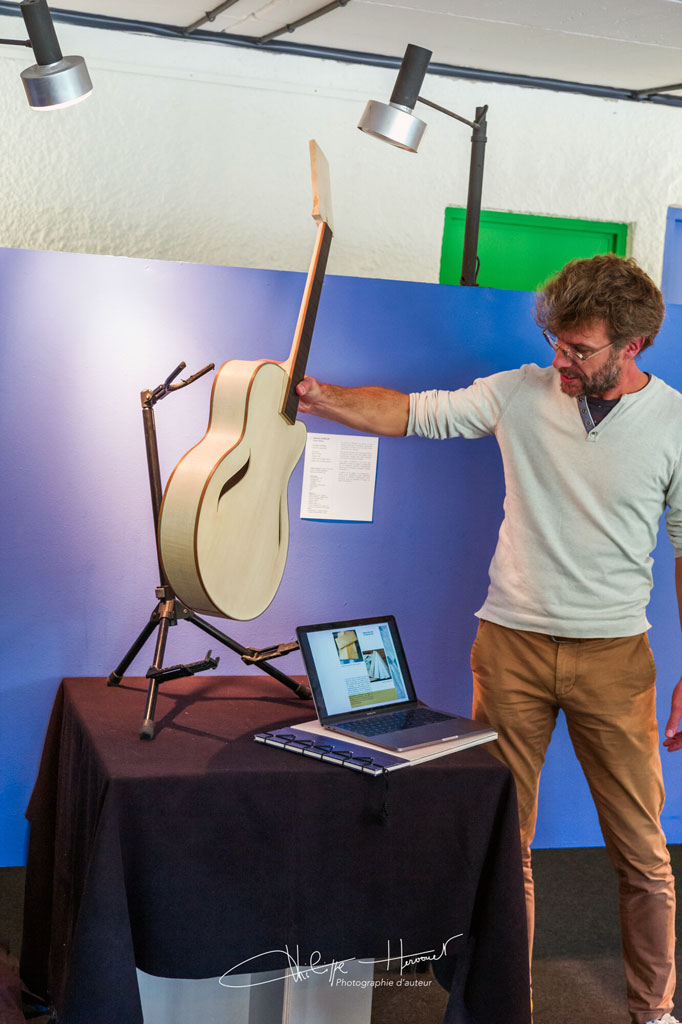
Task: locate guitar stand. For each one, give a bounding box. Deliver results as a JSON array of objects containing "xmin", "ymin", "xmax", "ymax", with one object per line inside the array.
[{"xmin": 107, "ymin": 361, "xmax": 311, "ymax": 740}]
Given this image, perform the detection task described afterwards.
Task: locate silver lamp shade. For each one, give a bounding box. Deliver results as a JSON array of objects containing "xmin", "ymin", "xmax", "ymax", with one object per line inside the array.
[
  {"xmin": 357, "ymin": 44, "xmax": 432, "ymax": 152},
  {"xmin": 20, "ymin": 0, "xmax": 92, "ymax": 109},
  {"xmin": 21, "ymin": 54, "xmax": 92, "ymax": 109},
  {"xmin": 358, "ymin": 99, "xmax": 427, "ymax": 152}
]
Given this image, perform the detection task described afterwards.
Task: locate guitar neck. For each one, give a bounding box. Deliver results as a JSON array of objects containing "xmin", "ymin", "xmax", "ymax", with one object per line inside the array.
[{"xmin": 281, "ymin": 218, "xmax": 333, "ymax": 424}]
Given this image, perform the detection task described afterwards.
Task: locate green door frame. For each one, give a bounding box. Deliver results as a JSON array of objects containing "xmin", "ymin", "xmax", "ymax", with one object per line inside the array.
[{"xmin": 440, "ymin": 210, "xmax": 628, "ymax": 291}]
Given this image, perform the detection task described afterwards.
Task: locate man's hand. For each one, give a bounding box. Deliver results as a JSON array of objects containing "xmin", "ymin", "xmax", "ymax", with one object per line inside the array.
[
  {"xmin": 668, "ymin": 558, "xmax": 682, "ymax": 751},
  {"xmin": 663, "ymin": 677, "xmax": 682, "ymax": 751},
  {"xmin": 296, "ymin": 376, "xmax": 324, "ymax": 416},
  {"xmin": 295, "ymin": 376, "xmax": 410, "ymax": 436}
]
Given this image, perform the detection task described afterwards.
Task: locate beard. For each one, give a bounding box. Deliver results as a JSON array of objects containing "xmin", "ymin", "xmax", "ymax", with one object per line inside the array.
[{"xmin": 559, "ymin": 348, "xmax": 623, "ymax": 398}]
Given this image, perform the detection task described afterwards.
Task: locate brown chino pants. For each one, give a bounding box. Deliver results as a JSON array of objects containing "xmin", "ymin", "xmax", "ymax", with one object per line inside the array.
[{"xmin": 471, "ymin": 619, "xmax": 675, "ymax": 1024}]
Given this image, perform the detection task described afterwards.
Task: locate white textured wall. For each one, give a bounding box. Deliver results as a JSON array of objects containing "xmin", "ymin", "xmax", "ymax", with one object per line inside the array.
[{"xmin": 1, "ymin": 13, "xmax": 682, "ymax": 283}]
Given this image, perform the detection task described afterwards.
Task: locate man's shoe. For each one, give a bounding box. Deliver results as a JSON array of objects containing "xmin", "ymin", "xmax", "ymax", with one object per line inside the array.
[{"xmin": 644, "ymin": 1014, "xmax": 680, "ymax": 1024}]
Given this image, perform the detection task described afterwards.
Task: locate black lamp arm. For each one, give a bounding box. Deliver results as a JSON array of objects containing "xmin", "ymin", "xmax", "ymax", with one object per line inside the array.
[{"xmin": 416, "ymin": 96, "xmax": 488, "ymax": 130}]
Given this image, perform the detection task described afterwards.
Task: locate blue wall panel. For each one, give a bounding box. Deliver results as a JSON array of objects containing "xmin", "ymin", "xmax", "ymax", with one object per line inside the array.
[
  {"xmin": 662, "ymin": 206, "xmax": 682, "ymax": 305},
  {"xmin": 1, "ymin": 247, "xmax": 681, "ymax": 862}
]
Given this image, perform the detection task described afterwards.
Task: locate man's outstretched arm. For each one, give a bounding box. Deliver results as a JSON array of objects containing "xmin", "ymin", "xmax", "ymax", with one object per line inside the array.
[{"xmin": 296, "ymin": 376, "xmax": 410, "ymax": 436}]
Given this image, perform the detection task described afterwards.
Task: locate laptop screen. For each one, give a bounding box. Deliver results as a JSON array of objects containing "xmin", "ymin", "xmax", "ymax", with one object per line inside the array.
[{"xmin": 296, "ymin": 616, "xmax": 417, "ymax": 722}]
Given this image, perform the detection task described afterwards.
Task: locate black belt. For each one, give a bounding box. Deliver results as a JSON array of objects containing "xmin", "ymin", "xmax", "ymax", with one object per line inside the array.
[{"xmin": 547, "ymin": 635, "xmax": 605, "ymax": 644}]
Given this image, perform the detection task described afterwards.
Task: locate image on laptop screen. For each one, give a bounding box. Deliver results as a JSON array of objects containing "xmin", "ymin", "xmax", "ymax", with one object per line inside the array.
[{"xmin": 300, "ymin": 618, "xmax": 413, "ymax": 720}]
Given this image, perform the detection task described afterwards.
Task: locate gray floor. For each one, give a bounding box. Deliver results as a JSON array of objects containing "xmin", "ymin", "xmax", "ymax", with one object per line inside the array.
[
  {"xmin": 371, "ymin": 845, "xmax": 630, "ymax": 1024},
  {"xmin": 531, "ymin": 846, "xmax": 627, "ymax": 1024},
  {"xmin": 2, "ymin": 847, "xmax": 681, "ymax": 1023}
]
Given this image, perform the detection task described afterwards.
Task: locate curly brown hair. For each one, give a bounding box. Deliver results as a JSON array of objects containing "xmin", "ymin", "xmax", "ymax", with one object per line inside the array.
[{"xmin": 534, "ymin": 253, "xmax": 664, "ymax": 352}]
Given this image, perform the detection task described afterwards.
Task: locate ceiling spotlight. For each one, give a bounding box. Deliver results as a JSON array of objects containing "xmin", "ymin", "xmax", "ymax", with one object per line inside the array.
[
  {"xmin": 358, "ymin": 43, "xmax": 430, "ymax": 152},
  {"xmin": 19, "ymin": 0, "xmax": 92, "ymax": 110},
  {"xmin": 358, "ymin": 44, "xmax": 488, "ymax": 287}
]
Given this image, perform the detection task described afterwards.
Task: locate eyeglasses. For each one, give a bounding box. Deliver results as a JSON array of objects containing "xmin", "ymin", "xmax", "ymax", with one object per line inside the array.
[{"xmin": 542, "ymin": 329, "xmax": 613, "ymax": 365}]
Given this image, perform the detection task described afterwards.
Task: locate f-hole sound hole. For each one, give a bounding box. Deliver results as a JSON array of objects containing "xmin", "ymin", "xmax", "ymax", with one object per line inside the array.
[{"xmin": 218, "ymin": 455, "xmax": 250, "ymax": 504}]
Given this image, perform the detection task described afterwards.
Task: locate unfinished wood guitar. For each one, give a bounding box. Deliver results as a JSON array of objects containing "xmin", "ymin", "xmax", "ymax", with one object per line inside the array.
[{"xmin": 158, "ymin": 141, "xmax": 333, "ymax": 620}]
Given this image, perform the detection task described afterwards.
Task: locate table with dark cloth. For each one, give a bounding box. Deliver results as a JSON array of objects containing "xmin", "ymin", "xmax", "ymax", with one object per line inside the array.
[{"xmin": 20, "ymin": 674, "xmax": 531, "ymax": 1024}]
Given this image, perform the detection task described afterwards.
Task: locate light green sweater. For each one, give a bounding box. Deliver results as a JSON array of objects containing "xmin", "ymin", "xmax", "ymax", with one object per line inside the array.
[{"xmin": 408, "ymin": 364, "xmax": 682, "ymax": 637}]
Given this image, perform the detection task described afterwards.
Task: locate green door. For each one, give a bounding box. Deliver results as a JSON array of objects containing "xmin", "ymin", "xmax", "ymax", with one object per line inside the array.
[{"xmin": 440, "ymin": 210, "xmax": 628, "ymax": 290}]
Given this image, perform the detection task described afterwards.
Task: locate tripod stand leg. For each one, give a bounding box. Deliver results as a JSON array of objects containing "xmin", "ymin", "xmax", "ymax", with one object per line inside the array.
[
  {"xmin": 107, "ymin": 615, "xmax": 160, "ymax": 686},
  {"xmin": 140, "ymin": 680, "xmax": 160, "ymax": 740},
  {"xmin": 140, "ymin": 607, "xmax": 173, "ymax": 739},
  {"xmin": 185, "ymin": 610, "xmax": 311, "ymax": 699}
]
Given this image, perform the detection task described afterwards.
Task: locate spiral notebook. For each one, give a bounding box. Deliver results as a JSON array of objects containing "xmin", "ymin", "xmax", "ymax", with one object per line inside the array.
[
  {"xmin": 254, "ymin": 718, "xmax": 495, "ymax": 775},
  {"xmin": 254, "ymin": 725, "xmax": 407, "ymax": 774}
]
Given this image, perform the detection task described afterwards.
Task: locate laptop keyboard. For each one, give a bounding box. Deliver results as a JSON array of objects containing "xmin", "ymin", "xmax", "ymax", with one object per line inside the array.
[{"xmin": 348, "ymin": 707, "xmax": 454, "ymax": 737}]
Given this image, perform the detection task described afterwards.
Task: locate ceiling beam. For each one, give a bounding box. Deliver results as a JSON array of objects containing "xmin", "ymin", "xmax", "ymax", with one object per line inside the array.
[
  {"xmin": 0, "ymin": 1, "xmax": 681, "ymax": 108},
  {"xmin": 257, "ymin": 0, "xmax": 350, "ymax": 46},
  {"xmin": 183, "ymin": 1, "xmax": 241, "ymax": 36}
]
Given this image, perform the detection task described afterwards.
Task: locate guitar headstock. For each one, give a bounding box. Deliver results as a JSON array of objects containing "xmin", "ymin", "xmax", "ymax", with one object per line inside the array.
[{"xmin": 309, "ymin": 139, "xmax": 334, "ymax": 233}]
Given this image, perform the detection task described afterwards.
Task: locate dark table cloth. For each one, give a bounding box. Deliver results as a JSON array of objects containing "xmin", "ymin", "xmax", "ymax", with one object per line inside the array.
[{"xmin": 20, "ymin": 675, "xmax": 531, "ymax": 1024}]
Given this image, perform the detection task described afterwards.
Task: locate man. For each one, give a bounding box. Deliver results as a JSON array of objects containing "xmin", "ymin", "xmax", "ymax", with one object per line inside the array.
[{"xmin": 296, "ymin": 254, "xmax": 682, "ymax": 1024}]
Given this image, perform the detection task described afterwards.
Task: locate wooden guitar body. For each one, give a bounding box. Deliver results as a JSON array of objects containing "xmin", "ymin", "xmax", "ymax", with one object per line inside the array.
[
  {"xmin": 158, "ymin": 358, "xmax": 306, "ymax": 620},
  {"xmin": 157, "ymin": 140, "xmax": 333, "ymax": 621}
]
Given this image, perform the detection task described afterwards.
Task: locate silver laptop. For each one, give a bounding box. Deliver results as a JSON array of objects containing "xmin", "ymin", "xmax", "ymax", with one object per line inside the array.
[{"xmin": 296, "ymin": 614, "xmax": 492, "ymax": 752}]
